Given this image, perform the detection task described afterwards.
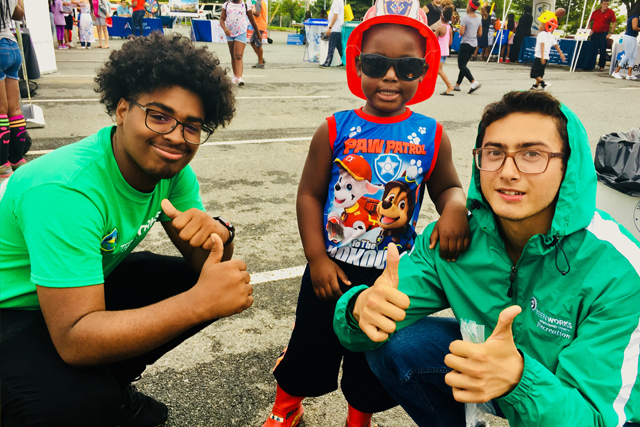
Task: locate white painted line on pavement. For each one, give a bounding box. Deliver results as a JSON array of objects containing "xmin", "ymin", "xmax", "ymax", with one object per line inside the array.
[
  {"xmin": 620, "ymin": 87, "xmax": 640, "ymax": 90},
  {"xmin": 42, "ymin": 75, "xmax": 98, "ymax": 78},
  {"xmin": 31, "ymin": 95, "xmax": 328, "ymax": 103},
  {"xmin": 236, "ymin": 95, "xmax": 329, "ymax": 99},
  {"xmin": 201, "ymin": 137, "xmax": 311, "ymax": 146},
  {"xmin": 30, "ymin": 99, "xmax": 101, "ymax": 102},
  {"xmin": 27, "ymin": 136, "xmax": 312, "ymax": 155},
  {"xmin": 251, "ymin": 265, "xmax": 305, "ymax": 285}
]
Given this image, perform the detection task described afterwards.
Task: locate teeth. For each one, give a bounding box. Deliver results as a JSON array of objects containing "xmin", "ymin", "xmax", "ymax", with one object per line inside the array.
[
  {"xmin": 500, "ymin": 190, "xmax": 524, "ymax": 196},
  {"xmin": 380, "ymin": 91, "xmax": 397, "ymax": 96}
]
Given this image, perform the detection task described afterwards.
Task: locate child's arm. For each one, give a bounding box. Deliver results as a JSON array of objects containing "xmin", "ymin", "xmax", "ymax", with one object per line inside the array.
[
  {"xmin": 553, "ymin": 43, "xmax": 566, "ymax": 62},
  {"xmin": 297, "ymin": 121, "xmax": 352, "ymax": 301},
  {"xmin": 425, "ymin": 129, "xmax": 470, "ymax": 261},
  {"xmin": 219, "ymin": 6, "xmax": 230, "ymax": 36},
  {"xmin": 539, "ymin": 41, "xmax": 546, "ymax": 63}
]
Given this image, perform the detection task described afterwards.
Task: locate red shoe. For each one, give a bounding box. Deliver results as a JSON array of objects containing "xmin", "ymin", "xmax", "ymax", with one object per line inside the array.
[
  {"xmin": 505, "ymin": 58, "xmax": 511, "ymax": 63},
  {"xmin": 263, "ymin": 404, "xmax": 304, "ymax": 427}
]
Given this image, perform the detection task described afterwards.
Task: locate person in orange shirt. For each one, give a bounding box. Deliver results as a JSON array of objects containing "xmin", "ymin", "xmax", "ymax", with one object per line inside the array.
[{"xmin": 250, "ymin": 0, "xmax": 267, "ymax": 68}]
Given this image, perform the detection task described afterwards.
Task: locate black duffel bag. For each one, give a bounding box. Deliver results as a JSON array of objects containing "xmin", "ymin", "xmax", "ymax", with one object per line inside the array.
[{"xmin": 594, "ymin": 127, "xmax": 640, "ymax": 197}]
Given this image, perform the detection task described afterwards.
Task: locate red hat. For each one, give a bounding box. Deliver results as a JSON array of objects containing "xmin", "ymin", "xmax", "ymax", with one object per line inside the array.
[
  {"xmin": 335, "ymin": 155, "xmax": 373, "ymax": 182},
  {"xmin": 545, "ymin": 18, "xmax": 559, "ymax": 32},
  {"xmin": 345, "ymin": 0, "xmax": 440, "ymax": 105}
]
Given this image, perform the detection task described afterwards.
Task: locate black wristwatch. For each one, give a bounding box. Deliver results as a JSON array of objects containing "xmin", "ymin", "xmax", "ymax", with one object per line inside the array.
[{"xmin": 213, "ymin": 216, "xmax": 235, "ymax": 247}]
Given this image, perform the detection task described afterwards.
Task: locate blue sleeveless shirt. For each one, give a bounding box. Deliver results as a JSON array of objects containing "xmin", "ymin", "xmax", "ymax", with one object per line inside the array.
[{"xmin": 323, "ymin": 107, "xmax": 442, "ymax": 269}]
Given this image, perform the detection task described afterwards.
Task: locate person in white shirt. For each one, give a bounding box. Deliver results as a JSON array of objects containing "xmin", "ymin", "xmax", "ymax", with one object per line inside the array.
[
  {"xmin": 320, "ymin": 0, "xmax": 344, "ymax": 68},
  {"xmin": 530, "ymin": 15, "xmax": 565, "ymax": 90}
]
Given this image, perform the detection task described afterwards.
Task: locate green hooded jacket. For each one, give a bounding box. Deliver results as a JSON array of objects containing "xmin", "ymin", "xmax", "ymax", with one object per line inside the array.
[{"xmin": 333, "ymin": 104, "xmax": 640, "ymax": 426}]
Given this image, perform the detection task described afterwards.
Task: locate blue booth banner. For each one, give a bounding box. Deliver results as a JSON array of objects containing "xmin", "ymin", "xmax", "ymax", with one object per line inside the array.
[
  {"xmin": 287, "ymin": 34, "xmax": 304, "ymax": 45},
  {"xmin": 518, "ymin": 36, "xmax": 596, "ymax": 70},
  {"xmin": 107, "ymin": 16, "xmax": 163, "ymax": 37},
  {"xmin": 191, "ymin": 19, "xmax": 226, "ymax": 42}
]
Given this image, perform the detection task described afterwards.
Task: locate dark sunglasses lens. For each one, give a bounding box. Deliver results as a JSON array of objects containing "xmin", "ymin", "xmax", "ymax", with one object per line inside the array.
[
  {"xmin": 362, "ymin": 55, "xmax": 390, "ymax": 78},
  {"xmin": 397, "ymin": 58, "xmax": 425, "ymax": 81}
]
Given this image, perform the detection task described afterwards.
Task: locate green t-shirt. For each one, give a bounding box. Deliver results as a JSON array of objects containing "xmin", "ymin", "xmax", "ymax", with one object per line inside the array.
[{"xmin": 0, "ymin": 126, "xmax": 205, "ymax": 309}]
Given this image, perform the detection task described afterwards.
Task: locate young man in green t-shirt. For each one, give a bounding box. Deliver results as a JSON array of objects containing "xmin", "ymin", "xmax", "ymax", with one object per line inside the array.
[{"xmin": 0, "ymin": 33, "xmax": 250, "ymax": 427}]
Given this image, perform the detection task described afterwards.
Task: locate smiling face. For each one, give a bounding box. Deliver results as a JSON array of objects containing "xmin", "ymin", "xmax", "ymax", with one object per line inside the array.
[
  {"xmin": 113, "ymin": 86, "xmax": 204, "ymax": 192},
  {"xmin": 377, "ymin": 182, "xmax": 412, "ymax": 232},
  {"xmin": 479, "ymin": 112, "xmax": 566, "ymax": 231},
  {"xmin": 357, "ymin": 24, "xmax": 426, "ymax": 117}
]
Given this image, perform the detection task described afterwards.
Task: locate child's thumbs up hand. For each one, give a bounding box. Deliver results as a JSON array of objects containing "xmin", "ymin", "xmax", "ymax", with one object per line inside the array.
[
  {"xmin": 353, "ymin": 244, "xmax": 410, "ymax": 342},
  {"xmin": 444, "ymin": 306, "xmax": 524, "ymax": 403}
]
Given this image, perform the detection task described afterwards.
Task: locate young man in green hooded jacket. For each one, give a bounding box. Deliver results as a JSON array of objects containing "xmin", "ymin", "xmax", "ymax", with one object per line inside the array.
[{"xmin": 333, "ymin": 90, "xmax": 640, "ymax": 427}]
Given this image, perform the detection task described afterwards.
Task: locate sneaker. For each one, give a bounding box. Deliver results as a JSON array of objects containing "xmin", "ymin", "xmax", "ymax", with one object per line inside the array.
[
  {"xmin": 0, "ymin": 162, "xmax": 12, "ymax": 178},
  {"xmin": 542, "ymin": 82, "xmax": 552, "ymax": 91},
  {"xmin": 505, "ymin": 58, "xmax": 511, "ymax": 63},
  {"xmin": 468, "ymin": 81, "xmax": 481, "ymax": 93},
  {"xmin": 530, "ymin": 84, "xmax": 540, "ymax": 90},
  {"xmin": 453, "ymin": 85, "xmax": 461, "ymax": 91},
  {"xmin": 10, "ymin": 158, "xmax": 26, "ymax": 170},
  {"xmin": 57, "ymin": 45, "xmax": 69, "ymax": 49},
  {"xmin": 231, "ymin": 76, "xmax": 239, "ymax": 84},
  {"xmin": 118, "ymin": 384, "xmax": 168, "ymax": 427},
  {"xmin": 627, "ymin": 74, "xmax": 638, "ymax": 80},
  {"xmin": 319, "ymin": 63, "xmax": 331, "ymax": 68},
  {"xmin": 598, "ymin": 66, "xmax": 604, "ymax": 71},
  {"xmin": 612, "ymin": 72, "xmax": 623, "ymax": 79},
  {"xmin": 263, "ymin": 404, "xmax": 304, "ymax": 427},
  {"xmin": 337, "ymin": 63, "xmax": 345, "ymax": 67},
  {"xmin": 237, "ymin": 77, "xmax": 245, "ymax": 86},
  {"xmin": 66, "ymin": 42, "xmax": 75, "ymax": 48},
  {"xmin": 252, "ymin": 63, "xmax": 265, "ymax": 68}
]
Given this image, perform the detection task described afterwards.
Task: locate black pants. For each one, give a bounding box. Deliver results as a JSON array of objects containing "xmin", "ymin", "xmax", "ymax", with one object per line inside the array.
[
  {"xmin": 0, "ymin": 252, "xmax": 211, "ymax": 427},
  {"xmin": 273, "ymin": 260, "xmax": 397, "ymax": 414},
  {"xmin": 457, "ymin": 43, "xmax": 476, "ymax": 85},
  {"xmin": 132, "ymin": 10, "xmax": 145, "ymax": 36},
  {"xmin": 591, "ymin": 31, "xmax": 608, "ymax": 68},
  {"xmin": 323, "ymin": 31, "xmax": 343, "ymax": 66}
]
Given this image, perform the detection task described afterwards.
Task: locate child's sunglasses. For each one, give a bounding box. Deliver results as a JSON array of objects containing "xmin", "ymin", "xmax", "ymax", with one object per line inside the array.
[{"xmin": 357, "ymin": 54, "xmax": 428, "ymax": 81}]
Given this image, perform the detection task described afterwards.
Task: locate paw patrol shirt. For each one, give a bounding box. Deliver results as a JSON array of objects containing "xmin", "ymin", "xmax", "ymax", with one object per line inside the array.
[{"xmin": 323, "ymin": 107, "xmax": 441, "ymax": 269}]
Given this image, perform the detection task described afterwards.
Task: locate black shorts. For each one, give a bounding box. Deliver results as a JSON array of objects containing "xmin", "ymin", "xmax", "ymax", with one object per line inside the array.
[
  {"xmin": 272, "ymin": 259, "xmax": 397, "ymax": 413},
  {"xmin": 250, "ymin": 29, "xmax": 263, "ymax": 48},
  {"xmin": 64, "ymin": 13, "xmax": 74, "ymax": 30},
  {"xmin": 530, "ymin": 57, "xmax": 547, "ymax": 79}
]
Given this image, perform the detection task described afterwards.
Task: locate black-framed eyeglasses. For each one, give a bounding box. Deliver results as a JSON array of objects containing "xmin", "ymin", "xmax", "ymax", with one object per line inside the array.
[
  {"xmin": 472, "ymin": 147, "xmax": 565, "ymax": 174},
  {"xmin": 128, "ymin": 100, "xmax": 213, "ymax": 145},
  {"xmin": 357, "ymin": 53, "xmax": 428, "ymax": 81}
]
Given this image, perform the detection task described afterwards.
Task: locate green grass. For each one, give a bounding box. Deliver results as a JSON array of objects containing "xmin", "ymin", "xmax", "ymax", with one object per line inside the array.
[{"xmin": 267, "ymin": 26, "xmax": 298, "ymax": 32}]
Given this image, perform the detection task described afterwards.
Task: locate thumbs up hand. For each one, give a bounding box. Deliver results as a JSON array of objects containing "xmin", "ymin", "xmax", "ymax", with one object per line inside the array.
[
  {"xmin": 188, "ymin": 233, "xmax": 253, "ymax": 320},
  {"xmin": 353, "ymin": 244, "xmax": 410, "ymax": 342},
  {"xmin": 444, "ymin": 306, "xmax": 524, "ymax": 403},
  {"xmin": 161, "ymin": 199, "xmax": 230, "ymax": 250}
]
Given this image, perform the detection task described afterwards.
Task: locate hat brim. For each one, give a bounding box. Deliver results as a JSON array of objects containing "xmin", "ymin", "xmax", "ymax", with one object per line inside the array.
[{"xmin": 346, "ymin": 15, "xmax": 441, "ymax": 106}]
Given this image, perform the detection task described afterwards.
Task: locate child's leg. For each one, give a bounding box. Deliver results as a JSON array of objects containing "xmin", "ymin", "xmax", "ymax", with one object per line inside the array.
[
  {"xmin": 8, "ymin": 114, "xmax": 30, "ymax": 166},
  {"xmin": 438, "ymin": 62, "xmax": 454, "ymax": 92},
  {"xmin": 56, "ymin": 25, "xmax": 65, "ymax": 45},
  {"xmin": 233, "ymin": 40, "xmax": 246, "ymax": 78},
  {"xmin": 227, "ymin": 41, "xmax": 237, "ymax": 76}
]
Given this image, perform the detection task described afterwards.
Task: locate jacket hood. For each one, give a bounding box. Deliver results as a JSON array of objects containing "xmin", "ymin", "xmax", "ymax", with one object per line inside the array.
[{"xmin": 466, "ymin": 103, "xmax": 597, "ymax": 242}]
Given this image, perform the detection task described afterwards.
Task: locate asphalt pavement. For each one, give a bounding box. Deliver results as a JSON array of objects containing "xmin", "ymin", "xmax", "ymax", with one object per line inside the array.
[{"xmin": 21, "ymin": 26, "xmax": 640, "ymax": 427}]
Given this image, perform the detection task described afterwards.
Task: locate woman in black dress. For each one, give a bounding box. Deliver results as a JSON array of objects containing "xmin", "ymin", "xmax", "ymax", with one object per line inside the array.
[
  {"xmin": 510, "ymin": 4, "xmax": 533, "ymax": 62},
  {"xmin": 473, "ymin": 5, "xmax": 491, "ymax": 61}
]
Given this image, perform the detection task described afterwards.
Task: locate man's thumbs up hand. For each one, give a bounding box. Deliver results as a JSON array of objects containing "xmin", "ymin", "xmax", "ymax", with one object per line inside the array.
[
  {"xmin": 444, "ymin": 306, "xmax": 524, "ymax": 403},
  {"xmin": 487, "ymin": 305, "xmax": 521, "ymax": 344},
  {"xmin": 352, "ymin": 244, "xmax": 410, "ymax": 342},
  {"xmin": 380, "ymin": 242, "xmax": 400, "ymax": 289}
]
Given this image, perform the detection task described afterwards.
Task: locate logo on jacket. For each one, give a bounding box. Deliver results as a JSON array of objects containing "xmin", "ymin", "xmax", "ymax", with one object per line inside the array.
[
  {"xmin": 530, "ymin": 296, "xmax": 537, "ymax": 311},
  {"xmin": 100, "ymin": 228, "xmax": 119, "ymax": 252},
  {"xmin": 375, "ymin": 154, "xmax": 402, "ymax": 183}
]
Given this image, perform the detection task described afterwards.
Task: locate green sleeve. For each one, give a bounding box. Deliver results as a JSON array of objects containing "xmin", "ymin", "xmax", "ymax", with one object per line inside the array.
[
  {"xmin": 498, "ymin": 274, "xmax": 640, "ymax": 427},
  {"xmin": 333, "ymin": 227, "xmax": 450, "ymax": 352},
  {"xmin": 17, "ymin": 185, "xmax": 106, "ymax": 288},
  {"xmin": 159, "ymin": 165, "xmax": 205, "ymax": 222}
]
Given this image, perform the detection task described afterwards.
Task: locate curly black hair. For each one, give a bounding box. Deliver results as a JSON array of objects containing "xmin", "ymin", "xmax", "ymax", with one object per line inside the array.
[{"xmin": 95, "ymin": 32, "xmax": 235, "ymax": 130}]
